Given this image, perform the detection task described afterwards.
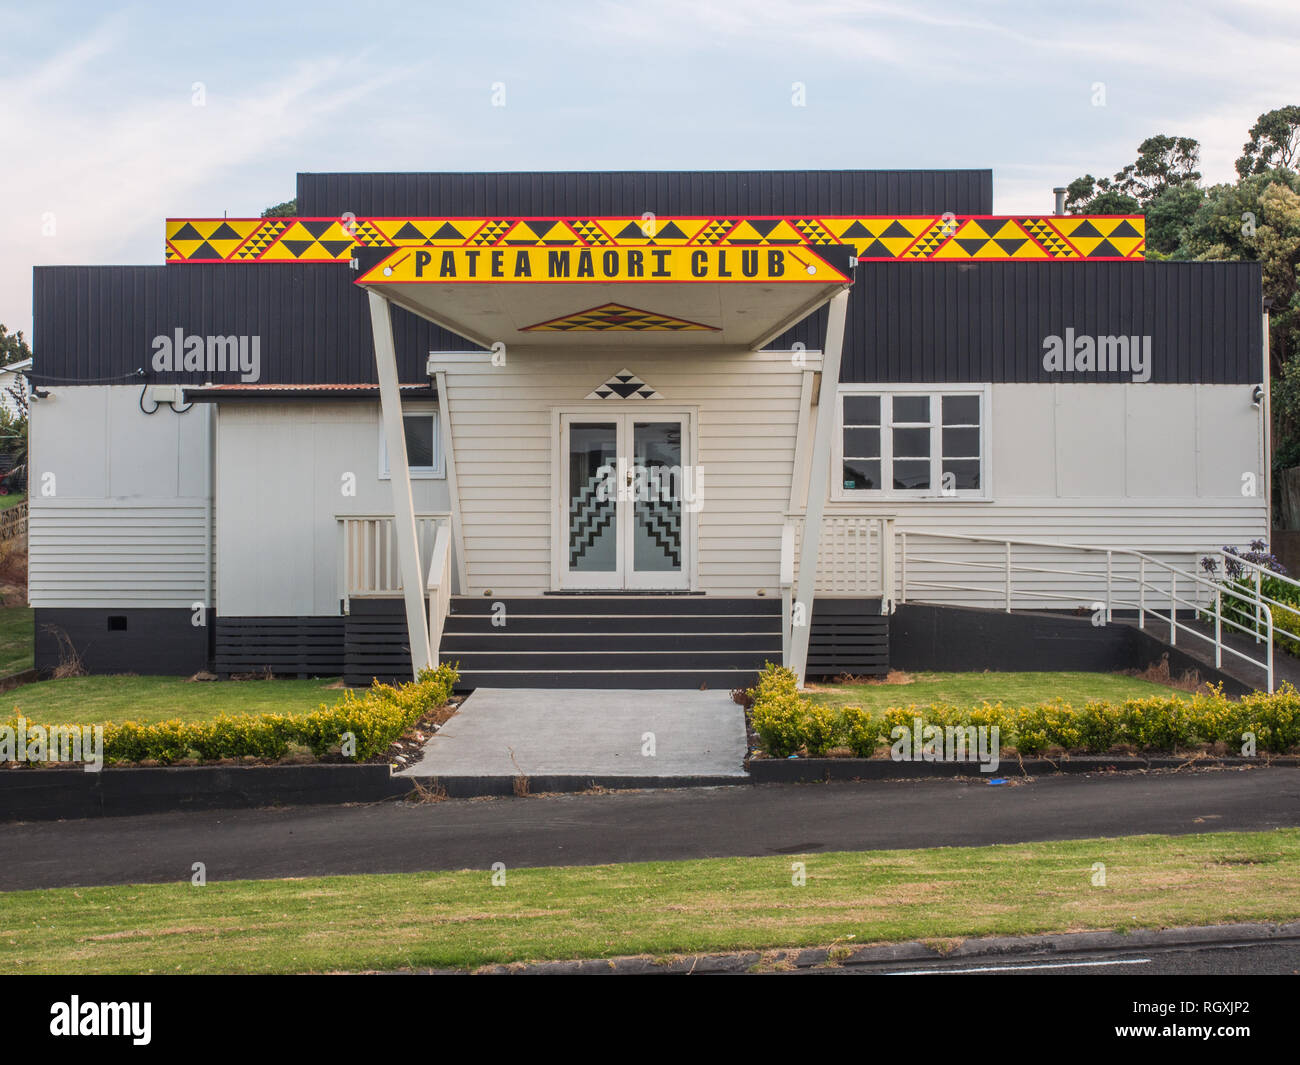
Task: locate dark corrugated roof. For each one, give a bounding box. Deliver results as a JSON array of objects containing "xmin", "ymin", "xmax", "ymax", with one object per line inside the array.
[{"xmin": 296, "ymin": 170, "xmax": 994, "ymax": 218}]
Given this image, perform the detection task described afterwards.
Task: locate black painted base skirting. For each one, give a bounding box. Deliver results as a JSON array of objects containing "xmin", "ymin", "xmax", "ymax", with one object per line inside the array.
[
  {"xmin": 807, "ymin": 598, "xmax": 887, "ymax": 678},
  {"xmin": 889, "ymin": 603, "xmax": 1249, "ymax": 693},
  {"xmin": 35, "ymin": 608, "xmax": 209, "ymax": 676},
  {"xmin": 214, "ymin": 616, "xmax": 345, "ymax": 677},
  {"xmin": 346, "ymin": 599, "xmax": 418, "ymax": 687}
]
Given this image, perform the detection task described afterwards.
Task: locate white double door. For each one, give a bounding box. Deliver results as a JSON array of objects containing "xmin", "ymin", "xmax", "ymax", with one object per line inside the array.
[{"xmin": 559, "ymin": 411, "xmax": 692, "ymax": 590}]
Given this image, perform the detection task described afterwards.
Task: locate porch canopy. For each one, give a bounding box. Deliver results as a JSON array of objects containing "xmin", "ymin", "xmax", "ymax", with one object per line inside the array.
[
  {"xmin": 352, "ymin": 239, "xmax": 855, "ymax": 351},
  {"xmin": 348, "ymin": 228, "xmax": 856, "ymax": 681}
]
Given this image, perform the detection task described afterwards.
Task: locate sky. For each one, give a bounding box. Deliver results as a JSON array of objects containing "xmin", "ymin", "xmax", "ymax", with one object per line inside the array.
[{"xmin": 2, "ymin": 0, "xmax": 1298, "ymax": 338}]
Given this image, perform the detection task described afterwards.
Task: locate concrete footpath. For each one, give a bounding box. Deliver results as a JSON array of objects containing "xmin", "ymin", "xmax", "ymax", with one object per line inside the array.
[{"xmin": 398, "ymin": 687, "xmax": 748, "ymax": 779}]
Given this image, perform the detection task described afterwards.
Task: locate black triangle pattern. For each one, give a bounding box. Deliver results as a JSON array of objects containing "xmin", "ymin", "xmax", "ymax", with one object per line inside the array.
[{"xmin": 585, "ymin": 368, "xmax": 661, "ymax": 400}]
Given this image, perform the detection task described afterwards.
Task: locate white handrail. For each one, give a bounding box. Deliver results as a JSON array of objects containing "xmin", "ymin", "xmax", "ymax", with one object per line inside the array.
[
  {"xmin": 780, "ymin": 520, "xmax": 795, "ymax": 666},
  {"xmin": 426, "ymin": 524, "xmax": 453, "ymax": 667},
  {"xmin": 337, "ymin": 513, "xmax": 450, "ymax": 601},
  {"xmin": 899, "ymin": 529, "xmax": 1287, "ymax": 692}
]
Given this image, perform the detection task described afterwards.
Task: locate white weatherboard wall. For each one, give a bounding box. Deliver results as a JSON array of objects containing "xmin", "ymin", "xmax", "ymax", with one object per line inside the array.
[
  {"xmin": 29, "ymin": 386, "xmax": 211, "ymax": 608},
  {"xmin": 873, "ymin": 383, "xmax": 1270, "ymax": 610},
  {"xmin": 214, "ymin": 400, "xmax": 451, "ymax": 616},
  {"xmin": 435, "ymin": 349, "xmax": 816, "ymax": 597}
]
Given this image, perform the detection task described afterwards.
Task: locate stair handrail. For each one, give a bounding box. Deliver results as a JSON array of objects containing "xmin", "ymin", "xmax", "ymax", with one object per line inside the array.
[
  {"xmin": 780, "ymin": 519, "xmax": 796, "ymax": 665},
  {"xmin": 426, "ymin": 524, "xmax": 454, "ymax": 667},
  {"xmin": 899, "ymin": 529, "xmax": 1281, "ymax": 691}
]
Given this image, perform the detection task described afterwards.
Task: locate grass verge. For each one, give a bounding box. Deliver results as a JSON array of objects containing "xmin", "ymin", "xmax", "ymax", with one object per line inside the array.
[
  {"xmin": 804, "ymin": 670, "xmax": 1184, "ymax": 713},
  {"xmin": 2, "ymin": 829, "xmax": 1297, "ymax": 974},
  {"xmin": 4, "ymin": 675, "xmax": 347, "ymax": 726},
  {"xmin": 0, "ymin": 605, "xmax": 32, "ymax": 676}
]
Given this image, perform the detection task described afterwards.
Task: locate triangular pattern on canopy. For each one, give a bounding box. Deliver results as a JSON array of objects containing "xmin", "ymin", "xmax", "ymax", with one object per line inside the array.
[{"xmin": 585, "ymin": 369, "xmax": 662, "ymax": 400}]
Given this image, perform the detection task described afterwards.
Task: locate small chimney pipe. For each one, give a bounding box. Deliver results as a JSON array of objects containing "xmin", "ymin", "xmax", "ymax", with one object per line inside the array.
[{"xmin": 1053, "ymin": 187, "xmax": 1067, "ymax": 215}]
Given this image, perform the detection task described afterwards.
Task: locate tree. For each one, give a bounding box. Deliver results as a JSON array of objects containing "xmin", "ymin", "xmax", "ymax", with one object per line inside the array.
[
  {"xmin": 1236, "ymin": 105, "xmax": 1300, "ymax": 178},
  {"xmin": 1111, "ymin": 135, "xmax": 1202, "ymax": 202},
  {"xmin": 1064, "ymin": 175, "xmax": 1140, "ymax": 215},
  {"xmin": 261, "ymin": 198, "xmax": 298, "ymax": 218},
  {"xmin": 1065, "ymin": 136, "xmax": 1204, "ymax": 255},
  {"xmin": 0, "ymin": 324, "xmax": 31, "ymax": 366},
  {"xmin": 1178, "ymin": 170, "xmax": 1300, "ymax": 373},
  {"xmin": 0, "ymin": 324, "xmax": 30, "ymax": 466},
  {"xmin": 1144, "ymin": 182, "xmax": 1206, "ymax": 258}
]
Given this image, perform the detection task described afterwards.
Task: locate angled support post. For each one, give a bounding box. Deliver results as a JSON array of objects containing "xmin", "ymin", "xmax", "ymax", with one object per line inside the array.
[
  {"xmin": 368, "ymin": 291, "xmax": 432, "ymax": 678},
  {"xmin": 789, "ymin": 288, "xmax": 850, "ymax": 686}
]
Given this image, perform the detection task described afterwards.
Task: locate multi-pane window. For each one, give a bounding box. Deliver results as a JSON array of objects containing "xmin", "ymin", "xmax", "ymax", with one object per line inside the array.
[{"xmin": 839, "ymin": 390, "xmax": 985, "ymax": 497}]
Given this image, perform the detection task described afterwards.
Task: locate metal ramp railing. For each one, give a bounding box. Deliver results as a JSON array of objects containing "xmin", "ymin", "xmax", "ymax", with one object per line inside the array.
[{"xmin": 898, "ymin": 530, "xmax": 1300, "ymax": 693}]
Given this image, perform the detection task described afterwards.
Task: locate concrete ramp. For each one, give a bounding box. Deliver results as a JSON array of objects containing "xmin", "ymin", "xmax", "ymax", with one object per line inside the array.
[{"xmin": 398, "ymin": 687, "xmax": 749, "ymax": 780}]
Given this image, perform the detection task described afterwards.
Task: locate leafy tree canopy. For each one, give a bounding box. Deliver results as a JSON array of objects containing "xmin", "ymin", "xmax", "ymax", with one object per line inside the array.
[
  {"xmin": 1066, "ymin": 136, "xmax": 1204, "ymax": 255},
  {"xmin": 1236, "ymin": 106, "xmax": 1300, "ymax": 178},
  {"xmin": 0, "ymin": 324, "xmax": 31, "ymax": 367},
  {"xmin": 261, "ymin": 198, "xmax": 298, "ymax": 218}
]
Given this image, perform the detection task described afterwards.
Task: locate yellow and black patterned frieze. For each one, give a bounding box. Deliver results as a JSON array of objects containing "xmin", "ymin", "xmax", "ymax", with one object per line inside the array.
[{"xmin": 165, "ymin": 215, "xmax": 1147, "ymax": 264}]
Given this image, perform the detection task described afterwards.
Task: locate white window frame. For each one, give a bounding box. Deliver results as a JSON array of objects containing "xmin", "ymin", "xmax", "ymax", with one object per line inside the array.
[
  {"xmin": 379, "ymin": 403, "xmax": 445, "ymax": 480},
  {"xmin": 833, "ymin": 383, "xmax": 991, "ymax": 501}
]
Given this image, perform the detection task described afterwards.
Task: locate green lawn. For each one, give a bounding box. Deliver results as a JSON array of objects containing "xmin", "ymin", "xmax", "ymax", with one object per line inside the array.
[
  {"xmin": 805, "ymin": 670, "xmax": 1184, "ymax": 712},
  {"xmin": 0, "ymin": 605, "xmax": 32, "ymax": 675},
  {"xmin": 0, "ymin": 494, "xmax": 25, "ymax": 512},
  {"xmin": 0, "ymin": 829, "xmax": 1296, "ymax": 974},
  {"xmin": 3, "ymin": 674, "xmax": 347, "ymax": 725}
]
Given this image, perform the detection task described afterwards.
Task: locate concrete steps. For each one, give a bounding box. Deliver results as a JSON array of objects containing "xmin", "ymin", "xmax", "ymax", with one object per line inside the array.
[{"xmin": 440, "ymin": 596, "xmax": 783, "ymax": 690}]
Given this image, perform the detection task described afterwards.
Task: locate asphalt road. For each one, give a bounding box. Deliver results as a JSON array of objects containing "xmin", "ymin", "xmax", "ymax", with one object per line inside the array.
[
  {"xmin": 6, "ymin": 767, "xmax": 1300, "ymax": 890},
  {"xmin": 826, "ymin": 941, "xmax": 1300, "ymax": 975}
]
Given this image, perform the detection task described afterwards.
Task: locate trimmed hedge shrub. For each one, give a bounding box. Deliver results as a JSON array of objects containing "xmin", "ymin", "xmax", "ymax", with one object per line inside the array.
[
  {"xmin": 746, "ymin": 663, "xmax": 1300, "ymax": 758},
  {"xmin": 2, "ymin": 664, "xmax": 458, "ymax": 766}
]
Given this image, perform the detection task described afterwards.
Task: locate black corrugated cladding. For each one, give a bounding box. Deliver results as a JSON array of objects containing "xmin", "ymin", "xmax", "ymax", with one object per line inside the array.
[
  {"xmin": 32, "ymin": 264, "xmax": 460, "ymax": 385},
  {"xmin": 296, "ymin": 170, "xmax": 994, "ymax": 218},
  {"xmin": 835, "ymin": 261, "xmax": 1263, "ymax": 384},
  {"xmin": 34, "ymin": 259, "xmax": 1263, "ymax": 386}
]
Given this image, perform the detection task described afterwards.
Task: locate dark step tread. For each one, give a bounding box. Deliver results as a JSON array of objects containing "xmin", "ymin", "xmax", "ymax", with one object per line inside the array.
[
  {"xmin": 450, "ymin": 596, "xmax": 781, "ymax": 616},
  {"xmin": 441, "ymin": 633, "xmax": 781, "ymax": 652}
]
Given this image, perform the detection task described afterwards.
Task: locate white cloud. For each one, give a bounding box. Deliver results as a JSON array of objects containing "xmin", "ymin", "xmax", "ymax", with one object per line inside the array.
[{"xmin": 0, "ymin": 15, "xmax": 413, "ymax": 336}]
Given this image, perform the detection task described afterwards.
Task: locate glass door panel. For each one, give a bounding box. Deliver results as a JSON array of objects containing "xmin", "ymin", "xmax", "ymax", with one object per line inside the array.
[
  {"xmin": 565, "ymin": 421, "xmax": 620, "ymax": 587},
  {"xmin": 628, "ymin": 420, "xmax": 683, "ymax": 583}
]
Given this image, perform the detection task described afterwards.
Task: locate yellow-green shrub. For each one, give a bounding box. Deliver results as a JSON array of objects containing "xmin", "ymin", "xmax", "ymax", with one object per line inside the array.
[
  {"xmin": 802, "ymin": 703, "xmax": 840, "ymax": 757},
  {"xmin": 2, "ymin": 664, "xmax": 458, "ymax": 766},
  {"xmin": 744, "ymin": 668, "xmax": 1300, "ymax": 758},
  {"xmin": 840, "ymin": 705, "xmax": 883, "ymax": 757},
  {"xmin": 749, "ymin": 689, "xmax": 810, "ymax": 758}
]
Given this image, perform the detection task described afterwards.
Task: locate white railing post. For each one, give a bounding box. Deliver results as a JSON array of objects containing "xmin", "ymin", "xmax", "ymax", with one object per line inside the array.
[
  {"xmin": 1004, "ymin": 541, "xmax": 1012, "ymax": 612},
  {"xmin": 881, "ymin": 518, "xmax": 896, "ymax": 612},
  {"xmin": 1254, "ymin": 568, "xmax": 1262, "ymax": 644},
  {"xmin": 1170, "ymin": 569, "xmax": 1177, "ymax": 646},
  {"xmin": 899, "ymin": 530, "xmax": 907, "ymax": 604},
  {"xmin": 1139, "ymin": 556, "xmax": 1145, "ymax": 629},
  {"xmin": 426, "ymin": 524, "xmax": 453, "ymax": 667},
  {"xmin": 1214, "ymin": 587, "xmax": 1222, "ymax": 669},
  {"xmin": 1106, "ymin": 550, "xmax": 1113, "ymax": 623},
  {"xmin": 1267, "ymin": 605, "xmax": 1275, "ymax": 693},
  {"xmin": 779, "ymin": 520, "xmax": 795, "ymax": 667}
]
